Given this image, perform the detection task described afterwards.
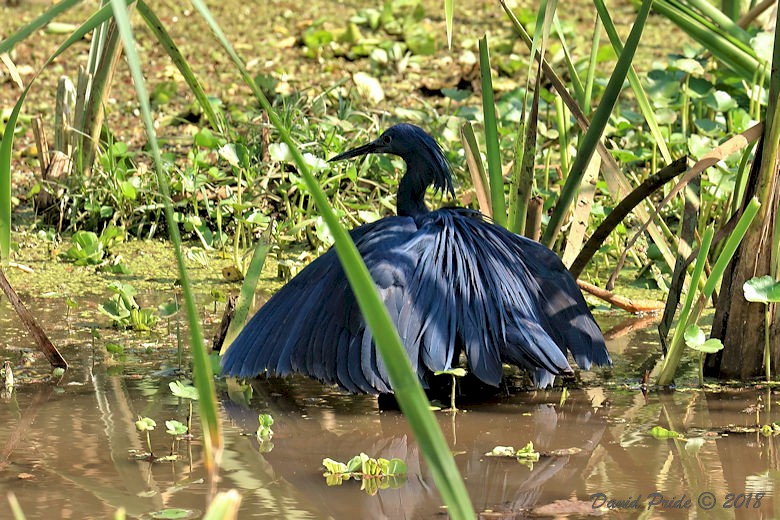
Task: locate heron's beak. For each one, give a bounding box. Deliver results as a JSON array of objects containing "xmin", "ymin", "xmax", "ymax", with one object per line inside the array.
[{"xmin": 328, "ymin": 138, "xmax": 384, "ymax": 162}]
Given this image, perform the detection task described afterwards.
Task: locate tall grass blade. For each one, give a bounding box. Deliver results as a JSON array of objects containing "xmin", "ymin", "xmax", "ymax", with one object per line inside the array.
[
  {"xmin": 684, "ymin": 0, "xmax": 750, "ymax": 43},
  {"xmin": 109, "ymin": 0, "xmax": 222, "ymax": 469},
  {"xmin": 137, "ymin": 0, "xmax": 225, "ymax": 133},
  {"xmin": 203, "ymin": 489, "xmax": 242, "ymax": 520},
  {"xmin": 581, "ymin": 12, "xmax": 600, "ymax": 113},
  {"xmin": 507, "ymin": 71, "xmax": 538, "ymax": 235},
  {"xmin": 7, "ymin": 492, "xmax": 26, "ymax": 520},
  {"xmin": 220, "ymin": 241, "xmax": 270, "ymax": 355},
  {"xmin": 594, "ymin": 0, "xmax": 673, "ymax": 165},
  {"xmin": 460, "ymin": 121, "xmax": 492, "ymax": 217},
  {"xmin": 541, "ymin": 0, "xmax": 653, "ymax": 247},
  {"xmin": 553, "ymin": 15, "xmax": 583, "ymax": 103},
  {"xmin": 657, "ymin": 226, "xmax": 713, "ymax": 386},
  {"xmin": 445, "ymin": 0, "xmax": 454, "ymax": 49},
  {"xmin": 478, "ymin": 35, "xmax": 505, "ymax": 228},
  {"xmin": 190, "ymin": 1, "xmax": 474, "ymax": 517}
]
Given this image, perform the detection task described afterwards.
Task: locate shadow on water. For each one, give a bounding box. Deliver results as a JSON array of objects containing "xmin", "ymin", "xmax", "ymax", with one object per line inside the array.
[{"xmin": 0, "ymin": 299, "xmax": 779, "ymax": 519}]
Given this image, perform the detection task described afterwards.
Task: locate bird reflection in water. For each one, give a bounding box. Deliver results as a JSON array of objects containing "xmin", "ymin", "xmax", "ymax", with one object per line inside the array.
[{"xmin": 221, "ymin": 379, "xmax": 608, "ymax": 518}]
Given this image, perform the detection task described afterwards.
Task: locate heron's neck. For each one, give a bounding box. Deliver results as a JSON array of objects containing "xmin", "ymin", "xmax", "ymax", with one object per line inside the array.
[{"xmin": 397, "ymin": 158, "xmax": 433, "ymax": 217}]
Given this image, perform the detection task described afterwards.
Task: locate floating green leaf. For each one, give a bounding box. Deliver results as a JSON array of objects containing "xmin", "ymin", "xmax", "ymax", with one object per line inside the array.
[
  {"xmin": 135, "ymin": 417, "xmax": 156, "ymax": 432},
  {"xmin": 165, "ymin": 420, "xmax": 188, "ymax": 436},
  {"xmin": 650, "ymin": 426, "xmax": 680, "ymax": 439},
  {"xmin": 169, "ymin": 381, "xmax": 199, "ymax": 401}
]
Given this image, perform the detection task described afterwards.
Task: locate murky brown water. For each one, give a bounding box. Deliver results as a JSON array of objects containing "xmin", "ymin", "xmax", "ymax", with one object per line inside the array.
[{"xmin": 0, "ymin": 299, "xmax": 778, "ymax": 519}]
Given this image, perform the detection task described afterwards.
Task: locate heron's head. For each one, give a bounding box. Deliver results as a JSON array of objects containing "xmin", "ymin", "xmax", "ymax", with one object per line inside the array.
[{"xmin": 330, "ymin": 124, "xmax": 455, "ymax": 198}]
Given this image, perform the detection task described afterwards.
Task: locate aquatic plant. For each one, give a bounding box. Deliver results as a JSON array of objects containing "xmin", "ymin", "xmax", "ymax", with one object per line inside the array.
[
  {"xmin": 434, "ymin": 367, "xmax": 467, "ymax": 412},
  {"xmin": 98, "ymin": 281, "xmax": 159, "ymax": 331},
  {"xmin": 683, "ymin": 324, "xmax": 724, "ymax": 386},
  {"xmin": 169, "ymin": 380, "xmax": 199, "ymax": 437},
  {"xmin": 134, "ymin": 416, "xmax": 157, "ymax": 458},
  {"xmin": 322, "ymin": 453, "xmax": 408, "ymax": 495},
  {"xmin": 165, "ymin": 420, "xmax": 188, "ymax": 458}
]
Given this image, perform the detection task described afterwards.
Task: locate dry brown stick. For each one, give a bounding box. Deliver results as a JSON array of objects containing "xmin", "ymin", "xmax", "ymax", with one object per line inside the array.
[
  {"xmin": 569, "ymin": 156, "xmax": 689, "ymax": 278},
  {"xmin": 0, "ymin": 266, "xmax": 67, "ymax": 369},
  {"xmin": 577, "ymin": 279, "xmax": 664, "ymax": 314},
  {"xmin": 32, "ymin": 115, "xmax": 50, "ymax": 179},
  {"xmin": 212, "ymin": 295, "xmax": 237, "ymax": 352},
  {"xmin": 738, "ymin": 0, "xmax": 776, "ymax": 28}
]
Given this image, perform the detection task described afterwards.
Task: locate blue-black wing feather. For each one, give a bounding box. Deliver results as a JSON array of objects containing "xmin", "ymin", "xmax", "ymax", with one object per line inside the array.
[{"xmin": 221, "ymin": 209, "xmax": 609, "ymax": 393}]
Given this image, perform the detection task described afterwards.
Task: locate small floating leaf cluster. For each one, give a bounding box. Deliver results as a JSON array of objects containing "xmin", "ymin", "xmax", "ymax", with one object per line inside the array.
[
  {"xmin": 485, "ymin": 441, "xmax": 540, "ymax": 469},
  {"xmin": 322, "ymin": 453, "xmax": 408, "ymax": 495},
  {"xmin": 256, "ymin": 414, "xmax": 274, "ymax": 453}
]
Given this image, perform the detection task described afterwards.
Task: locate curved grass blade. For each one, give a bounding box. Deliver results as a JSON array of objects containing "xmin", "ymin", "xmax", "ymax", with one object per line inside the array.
[
  {"xmin": 190, "ymin": 1, "xmax": 475, "ymax": 516},
  {"xmin": 109, "ymin": 0, "xmax": 221, "ymax": 469},
  {"xmin": 478, "ymin": 35, "xmax": 505, "ymax": 228},
  {"xmin": 541, "ymin": 0, "xmax": 653, "ymax": 247},
  {"xmin": 220, "ymin": 240, "xmax": 270, "ymax": 355},
  {"xmin": 136, "ymin": 0, "xmax": 225, "ymax": 133},
  {"xmin": 594, "ymin": 0, "xmax": 673, "ymax": 165},
  {"xmin": 445, "ymin": 0, "xmax": 454, "ymax": 49}
]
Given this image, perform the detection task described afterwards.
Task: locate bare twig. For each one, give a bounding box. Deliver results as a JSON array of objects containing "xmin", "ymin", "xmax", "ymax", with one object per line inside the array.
[{"xmin": 0, "ymin": 266, "xmax": 67, "ymax": 369}]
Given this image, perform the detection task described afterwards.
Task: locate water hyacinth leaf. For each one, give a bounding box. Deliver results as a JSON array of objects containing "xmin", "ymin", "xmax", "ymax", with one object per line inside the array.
[
  {"xmin": 696, "ymin": 339, "xmax": 724, "ymax": 354},
  {"xmin": 441, "ymin": 87, "xmax": 470, "ymax": 102},
  {"xmin": 744, "ymin": 276, "xmax": 780, "ymax": 303},
  {"xmin": 165, "ymin": 420, "xmax": 188, "ymax": 436},
  {"xmin": 159, "ymin": 301, "xmax": 180, "ymax": 318},
  {"xmin": 516, "ymin": 441, "xmax": 540, "ymax": 461},
  {"xmin": 194, "ymin": 127, "xmax": 221, "ymax": 148},
  {"xmin": 674, "ymin": 57, "xmax": 705, "ymax": 76},
  {"xmin": 119, "ymin": 181, "xmax": 137, "ymax": 200},
  {"xmin": 135, "ymin": 417, "xmax": 156, "ymax": 432},
  {"xmin": 218, "ymin": 144, "xmax": 240, "ymax": 167},
  {"xmin": 269, "ymin": 142, "xmax": 292, "ymax": 162},
  {"xmin": 322, "ymin": 458, "xmax": 348, "ymax": 475},
  {"xmin": 704, "ymin": 90, "xmax": 738, "ymax": 112},
  {"xmin": 169, "ymin": 381, "xmax": 199, "ymax": 400},
  {"xmin": 346, "ymin": 454, "xmax": 363, "ymax": 473},
  {"xmin": 485, "ymin": 446, "xmax": 516, "ymax": 457},
  {"xmin": 385, "ymin": 458, "xmax": 407, "ymax": 475}
]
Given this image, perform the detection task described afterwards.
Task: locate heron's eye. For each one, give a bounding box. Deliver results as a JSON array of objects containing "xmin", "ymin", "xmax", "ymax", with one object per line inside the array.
[{"xmin": 381, "ymin": 134, "xmax": 392, "ymax": 145}]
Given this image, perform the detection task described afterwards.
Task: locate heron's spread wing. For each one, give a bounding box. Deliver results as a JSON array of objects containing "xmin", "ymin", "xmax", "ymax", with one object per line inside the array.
[
  {"xmin": 504, "ymin": 232, "xmax": 611, "ymax": 369},
  {"xmin": 221, "ymin": 210, "xmax": 607, "ymax": 393},
  {"xmin": 220, "ymin": 217, "xmax": 422, "ymax": 394}
]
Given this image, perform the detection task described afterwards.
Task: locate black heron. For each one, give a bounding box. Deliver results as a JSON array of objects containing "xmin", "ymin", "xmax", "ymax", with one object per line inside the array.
[{"xmin": 221, "ymin": 123, "xmax": 610, "ymax": 393}]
